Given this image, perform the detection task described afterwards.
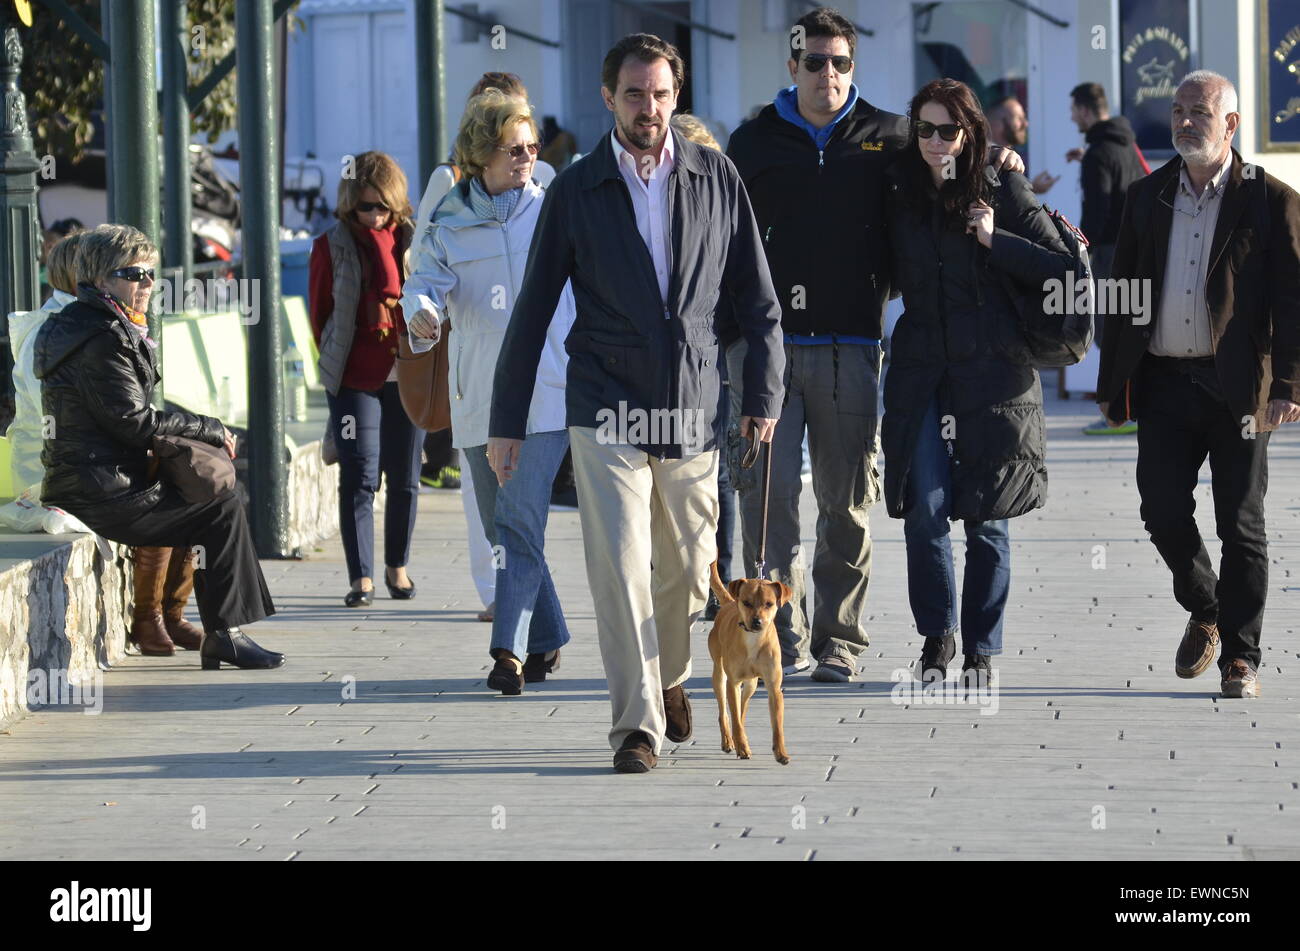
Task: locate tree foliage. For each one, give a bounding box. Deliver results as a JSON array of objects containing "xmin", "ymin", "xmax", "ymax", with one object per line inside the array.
[{"xmin": 19, "ymin": 1, "xmax": 299, "ymax": 162}]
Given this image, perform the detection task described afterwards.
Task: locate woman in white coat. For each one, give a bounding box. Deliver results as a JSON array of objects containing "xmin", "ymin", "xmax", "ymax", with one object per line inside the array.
[
  {"xmin": 412, "ymin": 72, "xmax": 554, "ymax": 624},
  {"xmin": 403, "ymin": 89, "xmax": 576, "ymax": 696}
]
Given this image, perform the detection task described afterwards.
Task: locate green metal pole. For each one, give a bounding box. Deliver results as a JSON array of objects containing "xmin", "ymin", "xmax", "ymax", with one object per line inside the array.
[
  {"xmin": 105, "ymin": 0, "xmax": 161, "ymax": 342},
  {"xmin": 0, "ymin": 16, "xmax": 41, "ymax": 421},
  {"xmin": 100, "ymin": 0, "xmax": 113, "ymax": 222},
  {"xmin": 416, "ymin": 0, "xmax": 447, "ymax": 189},
  {"xmin": 161, "ymin": 0, "xmax": 192, "ymax": 294},
  {"xmin": 236, "ymin": 0, "xmax": 289, "ymax": 558}
]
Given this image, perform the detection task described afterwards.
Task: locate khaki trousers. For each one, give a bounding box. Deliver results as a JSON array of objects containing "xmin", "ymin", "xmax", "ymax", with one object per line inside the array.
[{"xmin": 568, "ymin": 426, "xmax": 719, "ymax": 754}]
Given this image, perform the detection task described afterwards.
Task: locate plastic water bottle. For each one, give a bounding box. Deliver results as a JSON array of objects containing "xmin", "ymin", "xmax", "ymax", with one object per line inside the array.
[
  {"xmin": 284, "ymin": 344, "xmax": 308, "ymax": 422},
  {"xmin": 216, "ymin": 376, "xmax": 233, "ymax": 421}
]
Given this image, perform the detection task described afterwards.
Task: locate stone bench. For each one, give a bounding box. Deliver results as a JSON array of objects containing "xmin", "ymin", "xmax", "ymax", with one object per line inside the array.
[{"xmin": 0, "ymin": 422, "xmax": 367, "ymax": 727}]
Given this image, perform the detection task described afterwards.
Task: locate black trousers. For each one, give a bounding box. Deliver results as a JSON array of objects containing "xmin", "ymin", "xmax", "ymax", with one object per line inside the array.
[
  {"xmin": 1135, "ymin": 356, "xmax": 1269, "ymax": 669},
  {"xmin": 80, "ymin": 487, "xmax": 275, "ymax": 633},
  {"xmin": 327, "ymin": 382, "xmax": 424, "ymax": 581}
]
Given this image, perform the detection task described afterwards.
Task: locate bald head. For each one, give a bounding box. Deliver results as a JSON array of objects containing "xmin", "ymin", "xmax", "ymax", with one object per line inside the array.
[{"xmin": 987, "ymin": 96, "xmax": 1027, "ymax": 147}]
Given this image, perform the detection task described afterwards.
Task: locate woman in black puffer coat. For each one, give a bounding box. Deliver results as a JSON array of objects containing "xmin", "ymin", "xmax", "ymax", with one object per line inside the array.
[
  {"xmin": 882, "ymin": 79, "xmax": 1073, "ymax": 684},
  {"xmin": 34, "ymin": 224, "xmax": 282, "ymax": 670}
]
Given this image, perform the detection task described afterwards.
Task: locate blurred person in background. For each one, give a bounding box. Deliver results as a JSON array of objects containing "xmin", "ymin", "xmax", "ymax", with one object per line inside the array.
[{"xmin": 987, "ymin": 93, "xmax": 1058, "ymax": 195}]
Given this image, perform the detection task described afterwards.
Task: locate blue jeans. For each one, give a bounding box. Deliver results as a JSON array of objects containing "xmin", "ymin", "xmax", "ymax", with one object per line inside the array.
[
  {"xmin": 327, "ymin": 382, "xmax": 424, "ymax": 582},
  {"xmin": 903, "ymin": 397, "xmax": 1010, "ymax": 655},
  {"xmin": 464, "ymin": 431, "xmax": 571, "ymax": 660}
]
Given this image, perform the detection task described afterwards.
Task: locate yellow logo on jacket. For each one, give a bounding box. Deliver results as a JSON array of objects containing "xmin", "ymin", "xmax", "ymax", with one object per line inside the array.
[{"xmin": 861, "ymin": 140, "xmax": 884, "ymax": 151}]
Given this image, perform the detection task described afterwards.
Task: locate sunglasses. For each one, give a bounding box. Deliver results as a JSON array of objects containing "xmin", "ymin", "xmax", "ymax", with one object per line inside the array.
[
  {"xmin": 111, "ymin": 266, "xmax": 155, "ymax": 282},
  {"xmin": 496, "ymin": 142, "xmax": 541, "ymax": 159},
  {"xmin": 915, "ymin": 121, "xmax": 963, "ymax": 142},
  {"xmin": 802, "ymin": 53, "xmax": 853, "ymax": 74},
  {"xmin": 356, "ymin": 200, "xmax": 389, "ymax": 213}
]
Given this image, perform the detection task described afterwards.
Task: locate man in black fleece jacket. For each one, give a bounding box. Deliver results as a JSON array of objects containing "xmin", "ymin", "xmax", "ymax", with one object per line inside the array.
[{"xmin": 1068, "ymin": 82, "xmax": 1148, "ymax": 277}]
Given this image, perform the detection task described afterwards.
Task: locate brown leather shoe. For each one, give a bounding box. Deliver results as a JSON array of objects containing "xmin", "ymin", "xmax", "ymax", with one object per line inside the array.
[
  {"xmin": 1175, "ymin": 617, "xmax": 1218, "ymax": 679},
  {"xmin": 129, "ymin": 547, "xmax": 175, "ymax": 656},
  {"xmin": 162, "ymin": 546, "xmax": 203, "ymax": 651},
  {"xmin": 613, "ymin": 731, "xmax": 658, "ymax": 773},
  {"xmin": 1220, "ymin": 659, "xmax": 1261, "ymax": 699},
  {"xmin": 663, "ymin": 684, "xmax": 692, "ymax": 742}
]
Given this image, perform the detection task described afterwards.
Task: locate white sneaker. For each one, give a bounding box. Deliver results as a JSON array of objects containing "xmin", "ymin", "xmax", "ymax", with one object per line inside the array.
[{"xmin": 782, "ymin": 658, "xmax": 811, "ymax": 676}]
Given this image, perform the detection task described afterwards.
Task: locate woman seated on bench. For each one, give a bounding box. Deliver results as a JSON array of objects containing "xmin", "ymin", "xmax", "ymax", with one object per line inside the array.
[{"xmin": 34, "ymin": 223, "xmax": 284, "ymax": 671}]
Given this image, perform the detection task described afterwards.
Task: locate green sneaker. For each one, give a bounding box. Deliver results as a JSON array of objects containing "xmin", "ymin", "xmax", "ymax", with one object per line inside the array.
[{"xmin": 1083, "ymin": 416, "xmax": 1138, "ymax": 436}]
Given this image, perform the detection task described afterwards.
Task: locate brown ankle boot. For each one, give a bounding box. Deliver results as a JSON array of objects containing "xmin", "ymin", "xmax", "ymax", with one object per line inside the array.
[
  {"xmin": 130, "ymin": 547, "xmax": 176, "ymax": 656},
  {"xmin": 163, "ymin": 546, "xmax": 203, "ymax": 651}
]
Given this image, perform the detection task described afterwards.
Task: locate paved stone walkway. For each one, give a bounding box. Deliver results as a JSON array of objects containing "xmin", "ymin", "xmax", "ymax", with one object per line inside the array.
[{"xmin": 1, "ymin": 393, "xmax": 1297, "ymax": 860}]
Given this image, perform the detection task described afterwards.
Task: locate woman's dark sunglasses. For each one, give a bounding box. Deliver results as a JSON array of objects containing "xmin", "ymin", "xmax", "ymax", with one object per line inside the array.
[
  {"xmin": 357, "ymin": 200, "xmax": 389, "ymax": 213},
  {"xmin": 496, "ymin": 142, "xmax": 541, "ymax": 159},
  {"xmin": 915, "ymin": 120, "xmax": 963, "ymax": 141},
  {"xmin": 802, "ymin": 53, "xmax": 853, "ymax": 74},
  {"xmin": 111, "ymin": 266, "xmax": 155, "ymax": 282}
]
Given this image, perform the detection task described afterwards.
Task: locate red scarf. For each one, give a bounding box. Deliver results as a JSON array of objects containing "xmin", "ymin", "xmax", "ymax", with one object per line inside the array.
[{"xmin": 348, "ymin": 221, "xmax": 402, "ymax": 338}]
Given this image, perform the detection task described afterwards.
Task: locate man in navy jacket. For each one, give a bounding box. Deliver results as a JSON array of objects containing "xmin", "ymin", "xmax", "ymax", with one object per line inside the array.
[{"xmin": 488, "ymin": 33, "xmax": 785, "ymax": 773}]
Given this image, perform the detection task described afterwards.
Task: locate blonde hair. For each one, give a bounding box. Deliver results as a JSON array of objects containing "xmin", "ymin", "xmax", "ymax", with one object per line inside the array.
[
  {"xmin": 336, "ymin": 151, "xmax": 414, "ymax": 227},
  {"xmin": 47, "ymin": 229, "xmax": 87, "ymax": 294},
  {"xmin": 670, "ymin": 114, "xmax": 720, "ymax": 151},
  {"xmin": 453, "ymin": 88, "xmax": 539, "ymax": 181},
  {"xmin": 75, "ymin": 224, "xmax": 157, "ymax": 288}
]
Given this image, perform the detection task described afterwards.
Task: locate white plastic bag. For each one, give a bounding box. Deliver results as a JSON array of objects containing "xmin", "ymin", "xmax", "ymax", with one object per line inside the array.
[
  {"xmin": 0, "ymin": 497, "xmax": 47, "ymax": 532},
  {"xmin": 0, "ymin": 493, "xmax": 92, "ymax": 535}
]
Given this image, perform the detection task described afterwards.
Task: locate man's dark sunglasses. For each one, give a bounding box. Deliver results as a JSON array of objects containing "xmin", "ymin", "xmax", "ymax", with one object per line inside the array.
[
  {"xmin": 111, "ymin": 266, "xmax": 155, "ymax": 282},
  {"xmin": 915, "ymin": 120, "xmax": 963, "ymax": 142},
  {"xmin": 801, "ymin": 53, "xmax": 853, "ymax": 74},
  {"xmin": 356, "ymin": 200, "xmax": 389, "ymax": 213}
]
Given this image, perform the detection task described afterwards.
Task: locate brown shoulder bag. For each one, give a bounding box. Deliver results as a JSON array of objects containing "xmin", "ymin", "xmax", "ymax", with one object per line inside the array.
[
  {"xmin": 151, "ymin": 434, "xmax": 237, "ymax": 504},
  {"xmin": 395, "ymin": 321, "xmax": 452, "ymax": 433}
]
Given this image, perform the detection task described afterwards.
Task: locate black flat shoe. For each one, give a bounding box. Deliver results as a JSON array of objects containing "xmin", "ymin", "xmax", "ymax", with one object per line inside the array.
[
  {"xmin": 344, "ymin": 588, "xmax": 373, "ymax": 608},
  {"xmin": 385, "ymin": 578, "xmax": 416, "ymax": 600},
  {"xmin": 487, "ymin": 655, "xmax": 524, "ymax": 696},
  {"xmin": 523, "ymin": 649, "xmax": 561, "ymax": 683},
  {"xmin": 200, "ymin": 628, "xmax": 285, "ymax": 670}
]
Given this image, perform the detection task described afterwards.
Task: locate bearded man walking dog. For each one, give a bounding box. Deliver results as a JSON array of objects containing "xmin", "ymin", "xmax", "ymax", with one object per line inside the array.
[{"xmin": 488, "ymin": 33, "xmax": 785, "ymax": 773}]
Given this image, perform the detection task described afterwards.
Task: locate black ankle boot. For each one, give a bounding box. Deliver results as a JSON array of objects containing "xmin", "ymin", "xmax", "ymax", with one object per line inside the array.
[
  {"xmin": 918, "ymin": 634, "xmax": 956, "ymax": 682},
  {"xmin": 961, "ymin": 653, "xmax": 996, "ymax": 690},
  {"xmin": 200, "ymin": 628, "xmax": 285, "ymax": 670},
  {"xmin": 523, "ymin": 649, "xmax": 561, "ymax": 683}
]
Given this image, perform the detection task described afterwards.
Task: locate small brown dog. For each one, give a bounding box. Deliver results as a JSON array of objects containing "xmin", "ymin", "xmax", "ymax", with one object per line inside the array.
[{"xmin": 706, "ymin": 561, "xmax": 793, "ymax": 764}]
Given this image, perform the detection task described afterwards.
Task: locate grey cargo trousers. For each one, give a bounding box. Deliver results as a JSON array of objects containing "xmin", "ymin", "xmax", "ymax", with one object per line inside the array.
[{"xmin": 725, "ymin": 338, "xmax": 882, "ymax": 665}]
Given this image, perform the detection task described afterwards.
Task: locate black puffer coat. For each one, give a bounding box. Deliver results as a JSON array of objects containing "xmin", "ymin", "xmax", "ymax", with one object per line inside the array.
[
  {"xmin": 34, "ymin": 290, "xmax": 225, "ymax": 523},
  {"xmin": 882, "ymin": 166, "xmax": 1072, "ymax": 522}
]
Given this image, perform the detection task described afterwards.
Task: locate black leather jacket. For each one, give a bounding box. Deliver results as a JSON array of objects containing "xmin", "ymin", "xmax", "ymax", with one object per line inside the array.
[{"xmin": 33, "ymin": 290, "xmax": 225, "ymax": 523}]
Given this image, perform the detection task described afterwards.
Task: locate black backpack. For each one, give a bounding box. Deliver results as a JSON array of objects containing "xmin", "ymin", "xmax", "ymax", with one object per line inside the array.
[
  {"xmin": 986, "ymin": 168, "xmax": 1095, "ymax": 367},
  {"xmin": 1020, "ymin": 206, "xmax": 1095, "ymax": 367},
  {"xmin": 998, "ymin": 203, "xmax": 1096, "ymax": 368}
]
